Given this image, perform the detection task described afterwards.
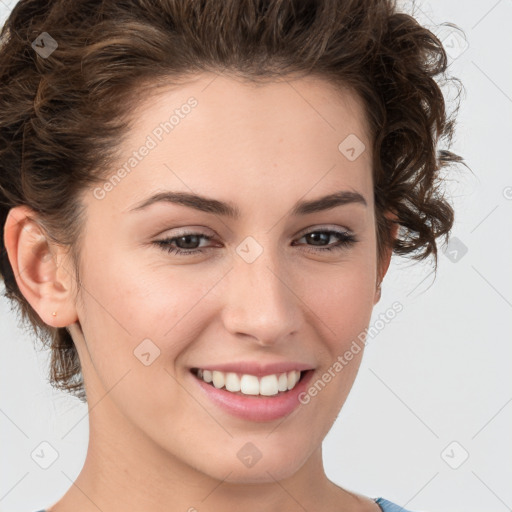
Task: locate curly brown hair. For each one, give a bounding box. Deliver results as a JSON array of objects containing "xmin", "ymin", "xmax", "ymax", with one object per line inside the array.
[{"xmin": 0, "ymin": 0, "xmax": 464, "ymax": 402}]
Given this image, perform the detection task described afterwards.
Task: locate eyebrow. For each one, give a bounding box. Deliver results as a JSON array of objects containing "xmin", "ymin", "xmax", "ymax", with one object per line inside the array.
[{"xmin": 128, "ymin": 190, "xmax": 367, "ymax": 218}]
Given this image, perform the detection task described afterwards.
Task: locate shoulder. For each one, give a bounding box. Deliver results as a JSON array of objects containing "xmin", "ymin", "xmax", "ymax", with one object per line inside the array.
[{"xmin": 375, "ymin": 497, "xmax": 427, "ymax": 512}]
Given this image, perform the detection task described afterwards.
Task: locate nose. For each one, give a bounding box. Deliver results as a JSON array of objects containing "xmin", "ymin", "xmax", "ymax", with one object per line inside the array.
[{"xmin": 220, "ymin": 241, "xmax": 302, "ymax": 347}]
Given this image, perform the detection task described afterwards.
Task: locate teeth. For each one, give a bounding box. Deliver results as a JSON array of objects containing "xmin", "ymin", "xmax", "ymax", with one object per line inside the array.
[
  {"xmin": 225, "ymin": 372, "xmax": 241, "ymax": 392},
  {"xmin": 212, "ymin": 370, "xmax": 225, "ymax": 389},
  {"xmin": 241, "ymin": 374, "xmax": 260, "ymax": 395},
  {"xmin": 259, "ymin": 375, "xmax": 279, "ymax": 396},
  {"xmin": 278, "ymin": 372, "xmax": 288, "ymax": 392},
  {"xmin": 195, "ymin": 369, "xmax": 303, "ymax": 396}
]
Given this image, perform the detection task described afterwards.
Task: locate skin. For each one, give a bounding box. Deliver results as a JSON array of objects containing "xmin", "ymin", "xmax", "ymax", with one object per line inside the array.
[{"xmin": 5, "ymin": 73, "xmax": 397, "ymax": 512}]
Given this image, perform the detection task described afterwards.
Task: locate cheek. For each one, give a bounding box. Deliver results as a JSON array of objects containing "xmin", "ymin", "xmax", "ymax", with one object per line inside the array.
[
  {"xmin": 74, "ymin": 248, "xmax": 233, "ymax": 410},
  {"xmin": 81, "ymin": 245, "xmax": 216, "ymax": 336},
  {"xmin": 301, "ymin": 256, "xmax": 377, "ymax": 343},
  {"xmin": 294, "ymin": 264, "xmax": 376, "ymax": 420},
  {"xmin": 73, "ymin": 251, "xmax": 215, "ymax": 427}
]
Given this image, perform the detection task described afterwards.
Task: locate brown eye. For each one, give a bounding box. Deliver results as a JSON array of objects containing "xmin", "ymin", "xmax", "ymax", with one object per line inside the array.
[
  {"xmin": 155, "ymin": 232, "xmax": 213, "ymax": 255},
  {"xmin": 294, "ymin": 229, "xmax": 357, "ymax": 253}
]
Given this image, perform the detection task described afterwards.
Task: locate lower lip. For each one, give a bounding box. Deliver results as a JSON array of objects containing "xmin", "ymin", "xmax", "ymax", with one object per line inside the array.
[{"xmin": 191, "ymin": 370, "xmax": 315, "ymax": 422}]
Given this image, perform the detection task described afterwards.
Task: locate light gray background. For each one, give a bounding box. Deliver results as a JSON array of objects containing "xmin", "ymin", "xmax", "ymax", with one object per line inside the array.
[{"xmin": 1, "ymin": 1, "xmax": 511, "ymax": 511}]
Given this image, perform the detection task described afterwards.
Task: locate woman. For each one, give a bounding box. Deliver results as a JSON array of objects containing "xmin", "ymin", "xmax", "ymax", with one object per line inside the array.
[{"xmin": 0, "ymin": 0, "xmax": 463, "ymax": 511}]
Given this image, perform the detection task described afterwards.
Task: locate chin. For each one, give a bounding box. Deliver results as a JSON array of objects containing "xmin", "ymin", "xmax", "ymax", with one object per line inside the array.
[{"xmin": 195, "ymin": 449, "xmax": 306, "ymax": 484}]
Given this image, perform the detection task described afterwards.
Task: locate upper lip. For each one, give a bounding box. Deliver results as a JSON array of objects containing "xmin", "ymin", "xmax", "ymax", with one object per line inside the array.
[{"xmin": 191, "ymin": 361, "xmax": 315, "ymax": 377}]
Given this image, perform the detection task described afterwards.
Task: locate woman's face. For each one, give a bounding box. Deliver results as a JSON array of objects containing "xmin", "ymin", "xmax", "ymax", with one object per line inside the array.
[{"xmin": 64, "ymin": 73, "xmax": 385, "ymax": 483}]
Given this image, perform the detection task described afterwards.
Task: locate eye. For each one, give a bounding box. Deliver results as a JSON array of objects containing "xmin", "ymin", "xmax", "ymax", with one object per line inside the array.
[
  {"xmin": 154, "ymin": 232, "xmax": 214, "ymax": 256},
  {"xmin": 293, "ymin": 229, "xmax": 357, "ymax": 253},
  {"xmin": 154, "ymin": 228, "xmax": 358, "ymax": 256}
]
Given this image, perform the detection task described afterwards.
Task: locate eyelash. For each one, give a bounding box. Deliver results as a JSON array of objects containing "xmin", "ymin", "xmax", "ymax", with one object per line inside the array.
[{"xmin": 154, "ymin": 229, "xmax": 358, "ymax": 256}]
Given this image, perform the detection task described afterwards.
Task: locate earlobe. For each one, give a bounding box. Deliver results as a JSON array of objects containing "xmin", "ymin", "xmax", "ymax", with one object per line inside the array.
[
  {"xmin": 3, "ymin": 205, "xmax": 78, "ymax": 328},
  {"xmin": 374, "ymin": 215, "xmax": 400, "ymax": 305},
  {"xmin": 373, "ymin": 282, "xmax": 382, "ymax": 304}
]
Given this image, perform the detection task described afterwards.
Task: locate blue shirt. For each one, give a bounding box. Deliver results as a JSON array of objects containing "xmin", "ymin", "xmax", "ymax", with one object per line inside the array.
[
  {"xmin": 375, "ymin": 497, "xmax": 419, "ymax": 511},
  {"xmin": 33, "ymin": 497, "xmax": 419, "ymax": 511}
]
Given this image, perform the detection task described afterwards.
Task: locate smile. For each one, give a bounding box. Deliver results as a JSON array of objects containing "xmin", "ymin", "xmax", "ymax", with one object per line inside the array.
[{"xmin": 191, "ymin": 368, "xmax": 303, "ymax": 396}]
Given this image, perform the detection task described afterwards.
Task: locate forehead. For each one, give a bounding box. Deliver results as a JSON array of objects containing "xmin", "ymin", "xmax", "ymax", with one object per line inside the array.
[
  {"xmin": 134, "ymin": 72, "xmax": 371, "ymax": 142},
  {"xmin": 88, "ymin": 72, "xmax": 373, "ymax": 215}
]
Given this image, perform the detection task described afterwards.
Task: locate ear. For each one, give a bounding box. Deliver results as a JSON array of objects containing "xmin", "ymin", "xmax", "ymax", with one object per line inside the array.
[
  {"xmin": 374, "ymin": 211, "xmax": 399, "ymax": 305},
  {"xmin": 3, "ymin": 205, "xmax": 79, "ymax": 328}
]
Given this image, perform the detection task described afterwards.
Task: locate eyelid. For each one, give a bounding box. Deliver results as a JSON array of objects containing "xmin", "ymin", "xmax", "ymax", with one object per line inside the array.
[
  {"xmin": 295, "ymin": 224, "xmax": 353, "ymax": 237},
  {"xmin": 156, "ymin": 225, "xmax": 217, "ymax": 239}
]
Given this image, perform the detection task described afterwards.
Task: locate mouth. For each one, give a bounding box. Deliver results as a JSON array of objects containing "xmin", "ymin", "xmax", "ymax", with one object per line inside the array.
[
  {"xmin": 189, "ymin": 366, "xmax": 316, "ymax": 422},
  {"xmin": 190, "ymin": 367, "xmax": 310, "ymax": 398}
]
